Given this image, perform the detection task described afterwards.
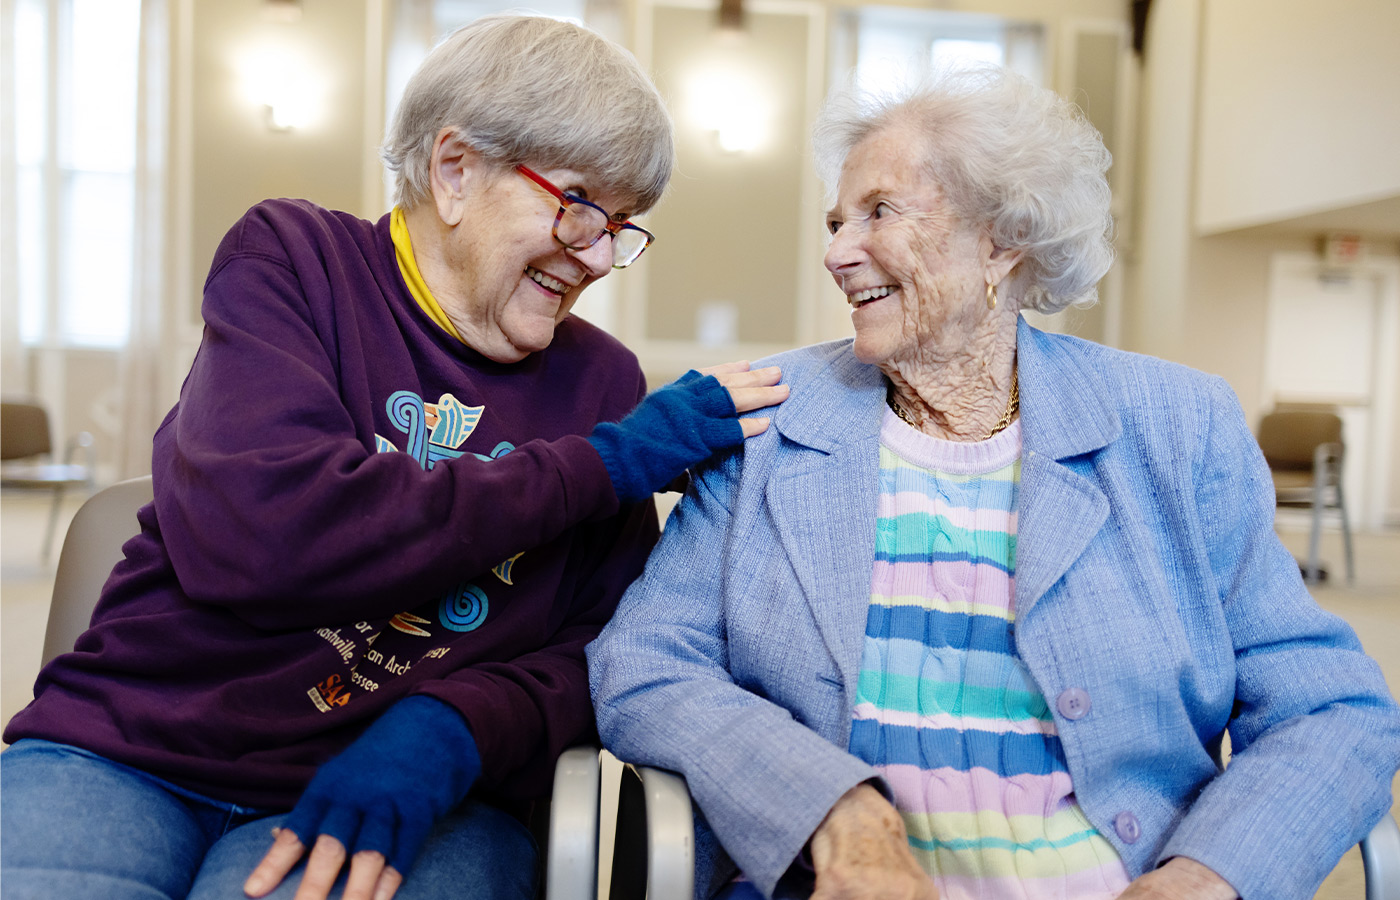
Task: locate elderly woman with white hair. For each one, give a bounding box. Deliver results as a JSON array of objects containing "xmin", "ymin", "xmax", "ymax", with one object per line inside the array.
[
  {"xmin": 589, "ymin": 66, "xmax": 1399, "ymax": 900},
  {"xmin": 1, "ymin": 14, "xmax": 786, "ymax": 900}
]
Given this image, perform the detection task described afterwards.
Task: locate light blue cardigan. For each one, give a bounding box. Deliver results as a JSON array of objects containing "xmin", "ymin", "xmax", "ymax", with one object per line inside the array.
[{"xmin": 589, "ymin": 319, "xmax": 1400, "ymax": 900}]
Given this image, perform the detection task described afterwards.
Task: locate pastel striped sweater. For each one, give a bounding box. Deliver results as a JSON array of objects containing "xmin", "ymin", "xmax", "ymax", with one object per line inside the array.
[{"xmin": 850, "ymin": 410, "xmax": 1130, "ymax": 899}]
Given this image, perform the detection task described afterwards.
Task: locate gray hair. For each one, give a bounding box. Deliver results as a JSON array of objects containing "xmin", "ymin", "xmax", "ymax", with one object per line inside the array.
[
  {"xmin": 813, "ymin": 66, "xmax": 1114, "ymax": 313},
  {"xmin": 381, "ymin": 14, "xmax": 674, "ymax": 212}
]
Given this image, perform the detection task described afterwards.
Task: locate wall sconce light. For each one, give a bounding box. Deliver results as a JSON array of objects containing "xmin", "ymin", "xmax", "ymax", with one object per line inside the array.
[
  {"xmin": 236, "ymin": 0, "xmax": 318, "ymax": 131},
  {"xmin": 686, "ymin": 59, "xmax": 771, "ymax": 154},
  {"xmin": 239, "ymin": 40, "xmax": 322, "ymax": 131}
]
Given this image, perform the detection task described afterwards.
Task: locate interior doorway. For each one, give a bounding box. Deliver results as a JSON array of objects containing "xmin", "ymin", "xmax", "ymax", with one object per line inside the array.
[{"xmin": 1263, "ymin": 253, "xmax": 1399, "ymax": 531}]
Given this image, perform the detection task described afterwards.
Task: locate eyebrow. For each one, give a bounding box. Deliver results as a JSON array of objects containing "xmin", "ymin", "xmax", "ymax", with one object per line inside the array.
[{"xmin": 826, "ymin": 188, "xmax": 886, "ymax": 221}]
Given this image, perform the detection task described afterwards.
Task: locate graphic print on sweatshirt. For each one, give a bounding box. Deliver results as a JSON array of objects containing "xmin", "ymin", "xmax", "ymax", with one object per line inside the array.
[{"xmin": 306, "ymin": 390, "xmax": 519, "ymax": 713}]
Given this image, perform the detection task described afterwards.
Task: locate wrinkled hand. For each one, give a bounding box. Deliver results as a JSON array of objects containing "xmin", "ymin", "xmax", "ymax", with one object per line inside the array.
[
  {"xmin": 246, "ymin": 828, "xmax": 401, "ymax": 900},
  {"xmin": 809, "ymin": 784, "xmax": 938, "ymax": 900},
  {"xmin": 696, "ymin": 361, "xmax": 788, "ymax": 438},
  {"xmin": 1117, "ymin": 857, "xmax": 1237, "ymax": 899}
]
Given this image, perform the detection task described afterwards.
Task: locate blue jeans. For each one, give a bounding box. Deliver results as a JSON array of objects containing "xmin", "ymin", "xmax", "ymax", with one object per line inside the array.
[{"xmin": 1, "ymin": 739, "xmax": 538, "ymax": 900}]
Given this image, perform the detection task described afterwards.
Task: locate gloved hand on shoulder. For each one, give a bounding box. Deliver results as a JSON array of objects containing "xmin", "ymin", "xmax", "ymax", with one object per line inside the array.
[{"xmin": 588, "ymin": 369, "xmax": 746, "ymax": 504}]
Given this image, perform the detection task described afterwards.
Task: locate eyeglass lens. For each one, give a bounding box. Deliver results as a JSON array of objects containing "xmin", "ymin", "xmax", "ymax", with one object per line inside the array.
[{"xmin": 557, "ymin": 202, "xmax": 650, "ymax": 268}]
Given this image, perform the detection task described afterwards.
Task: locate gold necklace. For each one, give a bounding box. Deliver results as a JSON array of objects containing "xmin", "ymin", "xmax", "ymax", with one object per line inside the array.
[{"xmin": 887, "ymin": 369, "xmax": 1020, "ymax": 441}]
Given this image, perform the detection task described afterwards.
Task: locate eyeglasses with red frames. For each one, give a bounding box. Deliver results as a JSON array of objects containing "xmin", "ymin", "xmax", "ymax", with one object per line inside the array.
[{"xmin": 515, "ymin": 165, "xmax": 655, "ymax": 269}]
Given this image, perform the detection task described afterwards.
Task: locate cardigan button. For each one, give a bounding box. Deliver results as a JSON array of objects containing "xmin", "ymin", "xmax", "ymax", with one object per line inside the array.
[
  {"xmin": 1114, "ymin": 811, "xmax": 1142, "ymax": 844},
  {"xmin": 1056, "ymin": 687, "xmax": 1091, "ymax": 720}
]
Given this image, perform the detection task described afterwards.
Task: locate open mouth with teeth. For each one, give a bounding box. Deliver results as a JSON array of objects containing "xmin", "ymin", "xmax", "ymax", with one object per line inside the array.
[
  {"xmin": 848, "ymin": 285, "xmax": 896, "ymax": 309},
  {"xmin": 527, "ymin": 266, "xmax": 568, "ymax": 296}
]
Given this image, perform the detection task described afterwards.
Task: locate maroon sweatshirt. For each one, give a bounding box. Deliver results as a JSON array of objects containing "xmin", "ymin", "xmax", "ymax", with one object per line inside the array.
[{"xmin": 5, "ymin": 198, "xmax": 658, "ymax": 808}]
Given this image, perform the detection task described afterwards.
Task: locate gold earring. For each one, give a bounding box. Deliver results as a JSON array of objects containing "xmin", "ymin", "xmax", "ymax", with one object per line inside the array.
[{"xmin": 986, "ymin": 282, "xmax": 998, "ymax": 311}]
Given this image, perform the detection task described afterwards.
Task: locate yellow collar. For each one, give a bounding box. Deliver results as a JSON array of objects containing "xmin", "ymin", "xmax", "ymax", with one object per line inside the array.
[{"xmin": 390, "ymin": 206, "xmax": 464, "ymax": 343}]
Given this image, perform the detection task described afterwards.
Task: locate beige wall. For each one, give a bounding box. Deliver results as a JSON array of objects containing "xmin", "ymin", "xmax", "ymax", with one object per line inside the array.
[
  {"xmin": 642, "ymin": 5, "xmax": 813, "ymax": 347},
  {"xmin": 1195, "ymin": 0, "xmax": 1400, "ymax": 233},
  {"xmin": 1179, "ymin": 231, "xmax": 1313, "ymax": 417},
  {"xmin": 1130, "ymin": 0, "xmax": 1400, "ymax": 522},
  {"xmin": 188, "ymin": 0, "xmax": 383, "ymax": 314}
]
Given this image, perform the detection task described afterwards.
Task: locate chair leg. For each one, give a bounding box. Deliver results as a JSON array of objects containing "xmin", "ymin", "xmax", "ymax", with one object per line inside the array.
[
  {"xmin": 1337, "ymin": 481, "xmax": 1356, "ymax": 585},
  {"xmin": 1306, "ymin": 474, "xmax": 1324, "ymax": 584},
  {"xmin": 41, "ymin": 486, "xmax": 66, "ymax": 563}
]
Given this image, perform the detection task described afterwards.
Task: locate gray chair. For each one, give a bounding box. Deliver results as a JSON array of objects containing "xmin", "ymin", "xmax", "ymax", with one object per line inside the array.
[
  {"xmin": 41, "ymin": 475, "xmax": 153, "ymax": 666},
  {"xmin": 614, "ymin": 764, "xmax": 1400, "ymax": 900},
  {"xmin": 2, "ymin": 398, "xmax": 95, "ymax": 563},
  {"xmin": 39, "ymin": 475, "xmax": 601, "ymax": 900},
  {"xmin": 1257, "ymin": 408, "xmax": 1355, "ymax": 584}
]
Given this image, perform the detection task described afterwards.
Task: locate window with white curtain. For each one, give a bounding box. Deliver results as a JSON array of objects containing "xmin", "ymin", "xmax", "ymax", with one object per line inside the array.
[
  {"xmin": 838, "ymin": 7, "xmax": 1045, "ymax": 98},
  {"xmin": 13, "ymin": 0, "xmax": 142, "ymax": 349}
]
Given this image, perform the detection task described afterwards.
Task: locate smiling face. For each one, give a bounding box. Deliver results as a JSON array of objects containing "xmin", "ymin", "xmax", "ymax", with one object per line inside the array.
[
  {"xmin": 823, "ymin": 122, "xmax": 995, "ymax": 370},
  {"xmin": 426, "ymin": 133, "xmax": 640, "ymax": 363}
]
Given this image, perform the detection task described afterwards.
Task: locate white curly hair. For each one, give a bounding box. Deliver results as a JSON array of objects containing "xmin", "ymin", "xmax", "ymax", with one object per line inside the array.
[{"xmin": 813, "ymin": 66, "xmax": 1115, "ymax": 313}]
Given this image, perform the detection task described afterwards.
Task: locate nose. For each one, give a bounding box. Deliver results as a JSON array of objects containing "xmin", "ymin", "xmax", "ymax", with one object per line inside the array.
[
  {"xmin": 824, "ymin": 225, "xmax": 865, "ymax": 278},
  {"xmin": 568, "ymin": 234, "xmax": 615, "ymax": 278}
]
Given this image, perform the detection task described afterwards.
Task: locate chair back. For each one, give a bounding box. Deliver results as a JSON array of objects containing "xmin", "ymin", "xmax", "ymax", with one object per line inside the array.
[
  {"xmin": 1257, "ymin": 410, "xmax": 1343, "ymax": 471},
  {"xmin": 41, "ymin": 475, "xmax": 155, "ymax": 666},
  {"xmin": 1, "ymin": 400, "xmax": 54, "ymax": 461}
]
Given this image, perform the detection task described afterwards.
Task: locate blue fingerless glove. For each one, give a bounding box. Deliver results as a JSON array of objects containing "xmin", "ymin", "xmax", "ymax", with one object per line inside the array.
[
  {"xmin": 282, "ymin": 695, "xmax": 480, "ymax": 876},
  {"xmin": 587, "ymin": 370, "xmax": 745, "ymax": 504}
]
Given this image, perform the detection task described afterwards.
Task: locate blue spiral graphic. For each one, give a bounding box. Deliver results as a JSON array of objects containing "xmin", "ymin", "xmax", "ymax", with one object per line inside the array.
[
  {"xmin": 439, "ymin": 583, "xmax": 488, "ymax": 632},
  {"xmin": 386, "ymin": 391, "xmax": 428, "ymax": 468}
]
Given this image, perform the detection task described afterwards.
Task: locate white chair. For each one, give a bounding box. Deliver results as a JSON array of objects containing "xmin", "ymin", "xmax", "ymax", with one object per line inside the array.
[
  {"xmin": 608, "ymin": 764, "xmax": 694, "ymax": 900},
  {"xmin": 40, "ymin": 475, "xmax": 601, "ymax": 900}
]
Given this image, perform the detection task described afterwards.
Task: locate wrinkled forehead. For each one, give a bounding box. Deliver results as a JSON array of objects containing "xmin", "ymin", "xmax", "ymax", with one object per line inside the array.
[{"xmin": 832, "ymin": 126, "xmax": 943, "ymax": 210}]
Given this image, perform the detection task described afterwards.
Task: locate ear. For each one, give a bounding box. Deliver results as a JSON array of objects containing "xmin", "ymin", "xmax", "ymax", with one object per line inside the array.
[
  {"xmin": 428, "ymin": 127, "xmax": 482, "ymax": 228},
  {"xmin": 984, "ymin": 238, "xmax": 1024, "ymax": 288}
]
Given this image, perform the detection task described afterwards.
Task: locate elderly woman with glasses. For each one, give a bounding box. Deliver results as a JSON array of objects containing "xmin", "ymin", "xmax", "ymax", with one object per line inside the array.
[
  {"xmin": 589, "ymin": 66, "xmax": 1399, "ymax": 900},
  {"xmin": 1, "ymin": 15, "xmax": 785, "ymax": 900}
]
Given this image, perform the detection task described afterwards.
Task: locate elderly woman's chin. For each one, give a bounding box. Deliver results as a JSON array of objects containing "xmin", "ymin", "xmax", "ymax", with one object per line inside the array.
[
  {"xmin": 849, "ymin": 304, "xmax": 909, "ymax": 367},
  {"xmin": 479, "ymin": 291, "xmax": 579, "ymax": 362}
]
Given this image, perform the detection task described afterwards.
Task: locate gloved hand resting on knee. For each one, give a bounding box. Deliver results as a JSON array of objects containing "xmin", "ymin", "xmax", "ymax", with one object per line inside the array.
[{"xmin": 244, "ymin": 695, "xmax": 478, "ymax": 900}]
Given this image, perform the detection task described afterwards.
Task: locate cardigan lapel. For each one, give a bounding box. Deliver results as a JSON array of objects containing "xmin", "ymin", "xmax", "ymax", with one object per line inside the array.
[
  {"xmin": 759, "ymin": 321, "xmax": 1123, "ymax": 685},
  {"xmin": 1014, "ymin": 318, "xmax": 1121, "ymax": 619},
  {"xmin": 765, "ymin": 348, "xmax": 885, "ymax": 699}
]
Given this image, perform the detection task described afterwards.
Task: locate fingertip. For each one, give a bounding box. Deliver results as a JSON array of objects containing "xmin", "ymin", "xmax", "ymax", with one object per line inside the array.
[
  {"xmin": 373, "ymin": 867, "xmax": 405, "ymax": 900},
  {"xmin": 243, "ymin": 872, "xmax": 270, "ymax": 898},
  {"xmin": 742, "ymin": 417, "xmax": 771, "ymax": 437}
]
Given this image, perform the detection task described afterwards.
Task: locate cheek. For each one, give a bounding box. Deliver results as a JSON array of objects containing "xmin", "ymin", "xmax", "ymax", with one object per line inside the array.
[
  {"xmin": 472, "ymin": 242, "xmax": 521, "ymax": 286},
  {"xmin": 898, "ymin": 232, "xmax": 968, "ymax": 332}
]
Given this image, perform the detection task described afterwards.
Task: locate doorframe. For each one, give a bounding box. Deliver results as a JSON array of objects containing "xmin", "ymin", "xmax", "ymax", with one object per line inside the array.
[{"xmin": 1262, "ymin": 252, "xmax": 1400, "ymax": 531}]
